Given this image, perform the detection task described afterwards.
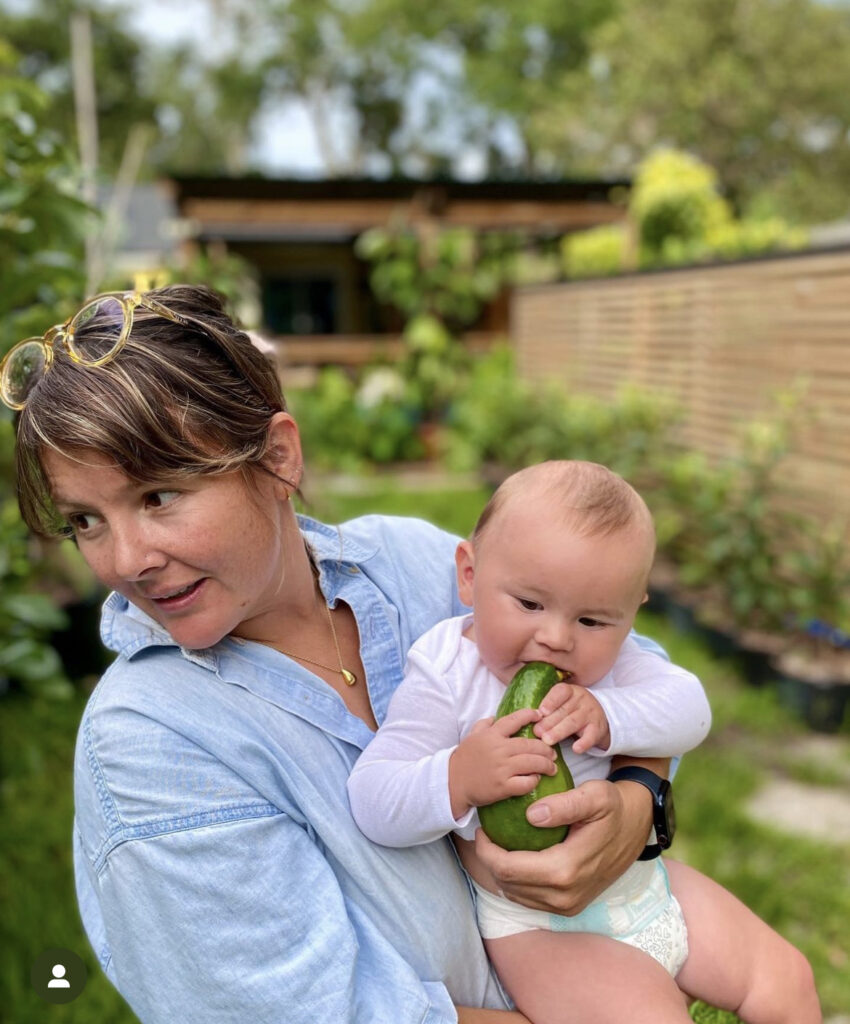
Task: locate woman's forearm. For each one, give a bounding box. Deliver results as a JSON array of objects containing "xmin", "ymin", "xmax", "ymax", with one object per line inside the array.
[
  {"xmin": 608, "ymin": 754, "xmax": 670, "ymax": 859},
  {"xmin": 456, "ymin": 1006, "xmax": 530, "ymax": 1022}
]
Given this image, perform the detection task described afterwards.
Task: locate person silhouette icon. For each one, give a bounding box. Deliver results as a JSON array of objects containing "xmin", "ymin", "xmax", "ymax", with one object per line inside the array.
[
  {"xmin": 47, "ymin": 964, "xmax": 71, "ymax": 989},
  {"xmin": 31, "ymin": 947, "xmax": 87, "ymax": 1004}
]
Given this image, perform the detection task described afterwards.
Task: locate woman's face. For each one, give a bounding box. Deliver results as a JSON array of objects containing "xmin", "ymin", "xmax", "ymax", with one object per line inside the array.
[{"xmin": 43, "ymin": 447, "xmax": 296, "ymax": 651}]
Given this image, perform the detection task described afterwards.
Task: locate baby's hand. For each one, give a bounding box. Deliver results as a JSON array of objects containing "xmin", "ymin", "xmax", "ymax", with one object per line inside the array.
[
  {"xmin": 534, "ymin": 683, "xmax": 611, "ymax": 754},
  {"xmin": 449, "ymin": 709, "xmax": 558, "ymax": 820}
]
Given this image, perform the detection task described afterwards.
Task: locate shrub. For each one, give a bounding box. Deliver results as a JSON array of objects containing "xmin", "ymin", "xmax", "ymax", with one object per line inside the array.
[
  {"xmin": 561, "ymin": 148, "xmax": 807, "ymax": 278},
  {"xmin": 443, "ymin": 347, "xmax": 679, "ymax": 484},
  {"xmin": 562, "ymin": 224, "xmax": 629, "ymax": 279},
  {"xmin": 289, "ymin": 366, "xmax": 425, "ymax": 472}
]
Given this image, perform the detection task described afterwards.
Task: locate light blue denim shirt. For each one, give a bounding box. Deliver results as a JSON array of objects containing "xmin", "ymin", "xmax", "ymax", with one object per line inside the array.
[{"xmin": 73, "ymin": 514, "xmax": 508, "ymax": 1024}]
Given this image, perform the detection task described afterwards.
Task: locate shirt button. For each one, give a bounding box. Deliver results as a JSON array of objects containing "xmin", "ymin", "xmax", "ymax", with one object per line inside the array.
[{"xmin": 349, "ymin": 566, "xmax": 359, "ymax": 574}]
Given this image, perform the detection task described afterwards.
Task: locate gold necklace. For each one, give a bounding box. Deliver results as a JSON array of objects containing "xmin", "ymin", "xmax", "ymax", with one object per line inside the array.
[{"xmin": 279, "ymin": 573, "xmax": 357, "ymax": 687}]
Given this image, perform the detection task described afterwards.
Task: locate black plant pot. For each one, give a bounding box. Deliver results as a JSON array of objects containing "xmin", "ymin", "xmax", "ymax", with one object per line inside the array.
[
  {"xmin": 694, "ymin": 621, "xmax": 740, "ymax": 661},
  {"xmin": 770, "ymin": 660, "xmax": 850, "ymax": 733},
  {"xmin": 645, "ymin": 586, "xmax": 673, "ymax": 617},
  {"xmin": 665, "ymin": 596, "xmax": 697, "ymax": 636}
]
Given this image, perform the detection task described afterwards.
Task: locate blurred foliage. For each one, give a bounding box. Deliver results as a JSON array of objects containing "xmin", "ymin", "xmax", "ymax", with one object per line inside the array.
[
  {"xmin": 443, "ymin": 345, "xmax": 679, "ymax": 482},
  {"xmin": 563, "ymin": 149, "xmax": 808, "ymax": 278},
  {"xmin": 0, "ymin": 0, "xmax": 158, "ymax": 177},
  {"xmin": 0, "ymin": 38, "xmax": 91, "ymax": 349},
  {"xmin": 649, "ymin": 391, "xmax": 850, "ymax": 648},
  {"xmin": 561, "ymin": 0, "xmax": 850, "ymax": 224},
  {"xmin": 0, "ymin": 499, "xmax": 70, "ymax": 698},
  {"xmin": 356, "ymin": 223, "xmax": 525, "ymax": 417},
  {"xmin": 562, "ymin": 222, "xmax": 630, "ymax": 279},
  {"xmin": 289, "ymin": 365, "xmax": 427, "ymax": 471},
  {"xmin": 0, "ymin": 40, "xmax": 90, "ymax": 698}
]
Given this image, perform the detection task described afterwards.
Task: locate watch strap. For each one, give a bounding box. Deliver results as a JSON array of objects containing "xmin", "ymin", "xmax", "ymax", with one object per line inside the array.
[{"xmin": 606, "ymin": 766, "xmax": 671, "ymax": 860}]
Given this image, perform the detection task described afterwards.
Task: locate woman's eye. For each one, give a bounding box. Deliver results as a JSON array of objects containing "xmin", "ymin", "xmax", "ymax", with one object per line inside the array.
[
  {"xmin": 145, "ymin": 490, "xmax": 179, "ymax": 509},
  {"xmin": 67, "ymin": 511, "xmax": 101, "ymax": 533}
]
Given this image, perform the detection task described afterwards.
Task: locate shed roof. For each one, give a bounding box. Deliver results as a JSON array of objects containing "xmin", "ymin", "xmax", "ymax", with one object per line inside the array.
[{"xmin": 167, "ymin": 175, "xmax": 630, "ymax": 242}]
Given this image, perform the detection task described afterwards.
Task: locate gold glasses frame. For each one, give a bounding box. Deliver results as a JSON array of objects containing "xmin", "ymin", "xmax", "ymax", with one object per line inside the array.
[{"xmin": 0, "ymin": 290, "xmax": 192, "ymax": 411}]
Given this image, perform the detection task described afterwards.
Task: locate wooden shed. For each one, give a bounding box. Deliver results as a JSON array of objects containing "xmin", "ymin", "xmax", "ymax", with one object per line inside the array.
[{"xmin": 166, "ymin": 176, "xmax": 627, "ymax": 364}]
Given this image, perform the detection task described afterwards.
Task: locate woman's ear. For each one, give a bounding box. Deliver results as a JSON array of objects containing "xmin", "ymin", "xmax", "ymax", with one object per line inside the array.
[
  {"xmin": 455, "ymin": 540, "xmax": 476, "ymax": 607},
  {"xmin": 264, "ymin": 412, "xmax": 303, "ymax": 497}
]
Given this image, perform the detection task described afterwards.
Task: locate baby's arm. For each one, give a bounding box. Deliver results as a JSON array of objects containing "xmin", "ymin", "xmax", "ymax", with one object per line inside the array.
[
  {"xmin": 534, "ymin": 639, "xmax": 711, "ymax": 758},
  {"xmin": 348, "ymin": 648, "xmax": 554, "ymax": 846}
]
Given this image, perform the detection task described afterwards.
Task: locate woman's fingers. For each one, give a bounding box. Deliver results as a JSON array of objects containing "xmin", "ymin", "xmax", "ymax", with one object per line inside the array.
[{"xmin": 473, "ymin": 780, "xmax": 633, "ymax": 915}]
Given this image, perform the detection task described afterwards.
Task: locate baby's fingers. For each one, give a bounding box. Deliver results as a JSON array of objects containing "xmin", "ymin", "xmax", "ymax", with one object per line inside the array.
[
  {"xmin": 535, "ymin": 706, "xmax": 583, "ymax": 746},
  {"xmin": 510, "ymin": 750, "xmax": 559, "ymax": 779},
  {"xmin": 571, "ymin": 723, "xmax": 605, "ymax": 754},
  {"xmin": 497, "ymin": 771, "xmax": 548, "ymax": 798},
  {"xmin": 495, "ymin": 706, "xmax": 542, "ymax": 736},
  {"xmin": 537, "ymin": 682, "xmax": 575, "ymax": 716}
]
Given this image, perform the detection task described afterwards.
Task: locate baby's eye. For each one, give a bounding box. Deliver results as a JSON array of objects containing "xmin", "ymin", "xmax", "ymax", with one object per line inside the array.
[
  {"xmin": 578, "ymin": 616, "xmax": 605, "ymax": 628},
  {"xmin": 517, "ymin": 597, "xmax": 542, "ymax": 611}
]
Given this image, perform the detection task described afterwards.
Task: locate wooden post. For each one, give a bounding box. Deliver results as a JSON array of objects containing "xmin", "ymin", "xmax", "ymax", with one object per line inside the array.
[{"xmin": 70, "ymin": 10, "xmax": 99, "ymax": 294}]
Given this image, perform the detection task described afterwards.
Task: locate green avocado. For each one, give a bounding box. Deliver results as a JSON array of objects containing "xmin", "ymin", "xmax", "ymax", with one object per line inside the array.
[{"xmin": 478, "ymin": 662, "xmax": 575, "ymax": 851}]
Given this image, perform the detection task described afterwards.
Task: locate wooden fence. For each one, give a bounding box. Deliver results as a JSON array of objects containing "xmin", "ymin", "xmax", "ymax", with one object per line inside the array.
[{"xmin": 512, "ymin": 247, "xmax": 850, "ymax": 523}]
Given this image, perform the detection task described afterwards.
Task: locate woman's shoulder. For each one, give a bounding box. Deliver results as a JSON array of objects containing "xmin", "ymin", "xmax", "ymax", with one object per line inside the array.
[
  {"xmin": 78, "ymin": 647, "xmax": 215, "ymax": 762},
  {"xmin": 342, "ymin": 513, "xmax": 461, "ymax": 554}
]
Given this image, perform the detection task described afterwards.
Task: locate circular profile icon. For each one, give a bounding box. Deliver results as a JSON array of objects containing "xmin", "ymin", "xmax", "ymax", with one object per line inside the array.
[{"xmin": 31, "ymin": 948, "xmax": 87, "ymax": 1004}]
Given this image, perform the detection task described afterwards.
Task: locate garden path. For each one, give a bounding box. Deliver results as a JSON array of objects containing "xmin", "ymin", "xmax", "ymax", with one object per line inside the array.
[{"xmin": 746, "ymin": 734, "xmax": 850, "ymax": 844}]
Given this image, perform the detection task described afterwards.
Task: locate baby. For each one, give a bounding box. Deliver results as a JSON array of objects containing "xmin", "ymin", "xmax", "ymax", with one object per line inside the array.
[{"xmin": 348, "ymin": 460, "xmax": 820, "ymax": 1024}]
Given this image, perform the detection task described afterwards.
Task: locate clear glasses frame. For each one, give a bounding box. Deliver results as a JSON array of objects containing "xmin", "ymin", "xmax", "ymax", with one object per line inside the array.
[{"xmin": 0, "ymin": 291, "xmax": 191, "ymax": 411}]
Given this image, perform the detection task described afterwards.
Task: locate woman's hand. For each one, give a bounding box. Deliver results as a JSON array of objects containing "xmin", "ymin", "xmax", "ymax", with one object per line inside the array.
[{"xmin": 472, "ymin": 757, "xmax": 669, "ymax": 916}]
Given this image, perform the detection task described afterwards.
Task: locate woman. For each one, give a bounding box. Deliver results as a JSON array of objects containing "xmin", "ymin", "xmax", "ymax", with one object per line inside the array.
[{"xmin": 4, "ymin": 285, "xmax": 688, "ymax": 1023}]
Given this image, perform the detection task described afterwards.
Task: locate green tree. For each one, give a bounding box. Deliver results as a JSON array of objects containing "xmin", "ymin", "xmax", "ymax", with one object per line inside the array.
[
  {"xmin": 534, "ymin": 0, "xmax": 850, "ymax": 222},
  {"xmin": 0, "ymin": 0, "xmax": 159, "ymax": 177}
]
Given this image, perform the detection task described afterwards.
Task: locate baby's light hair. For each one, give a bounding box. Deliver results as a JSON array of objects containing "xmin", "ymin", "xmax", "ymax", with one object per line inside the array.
[{"xmin": 473, "ymin": 460, "xmax": 655, "ymax": 572}]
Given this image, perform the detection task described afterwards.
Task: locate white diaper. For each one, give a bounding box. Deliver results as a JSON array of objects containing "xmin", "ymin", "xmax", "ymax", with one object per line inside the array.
[{"xmin": 471, "ymin": 860, "xmax": 689, "ymax": 977}]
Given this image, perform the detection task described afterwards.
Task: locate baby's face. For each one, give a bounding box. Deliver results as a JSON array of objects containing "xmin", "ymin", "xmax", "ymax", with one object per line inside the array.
[{"xmin": 456, "ymin": 502, "xmax": 650, "ymax": 688}]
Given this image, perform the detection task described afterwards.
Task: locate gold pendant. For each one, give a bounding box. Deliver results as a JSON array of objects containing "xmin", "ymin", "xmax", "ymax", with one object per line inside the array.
[{"xmin": 341, "ymin": 668, "xmax": 357, "ymax": 687}]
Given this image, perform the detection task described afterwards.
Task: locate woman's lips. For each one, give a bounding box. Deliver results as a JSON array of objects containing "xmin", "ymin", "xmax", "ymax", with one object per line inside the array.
[{"xmin": 149, "ymin": 578, "xmax": 206, "ymax": 611}]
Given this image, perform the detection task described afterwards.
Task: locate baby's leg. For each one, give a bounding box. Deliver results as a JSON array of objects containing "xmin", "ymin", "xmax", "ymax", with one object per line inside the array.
[
  {"xmin": 485, "ymin": 929, "xmax": 692, "ymax": 1024},
  {"xmin": 665, "ymin": 859, "xmax": 821, "ymax": 1024}
]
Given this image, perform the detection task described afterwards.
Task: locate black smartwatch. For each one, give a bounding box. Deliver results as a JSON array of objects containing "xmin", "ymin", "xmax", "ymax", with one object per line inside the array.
[{"xmin": 607, "ymin": 766, "xmax": 675, "ymax": 860}]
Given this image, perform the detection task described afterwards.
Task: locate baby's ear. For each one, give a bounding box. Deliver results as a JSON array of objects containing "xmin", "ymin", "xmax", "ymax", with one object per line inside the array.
[{"xmin": 455, "ymin": 540, "xmax": 476, "ymax": 607}]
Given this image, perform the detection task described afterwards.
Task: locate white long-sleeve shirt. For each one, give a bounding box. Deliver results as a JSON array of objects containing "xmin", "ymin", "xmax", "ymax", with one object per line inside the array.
[{"xmin": 348, "ymin": 614, "xmax": 711, "ymax": 847}]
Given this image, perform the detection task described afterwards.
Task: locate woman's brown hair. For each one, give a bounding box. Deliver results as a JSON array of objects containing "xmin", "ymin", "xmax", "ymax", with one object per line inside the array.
[{"xmin": 15, "ymin": 284, "xmax": 286, "ymax": 538}]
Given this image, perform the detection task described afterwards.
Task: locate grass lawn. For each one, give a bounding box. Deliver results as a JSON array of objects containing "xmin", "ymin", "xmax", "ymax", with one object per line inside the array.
[{"xmin": 2, "ymin": 476, "xmax": 847, "ymax": 1021}]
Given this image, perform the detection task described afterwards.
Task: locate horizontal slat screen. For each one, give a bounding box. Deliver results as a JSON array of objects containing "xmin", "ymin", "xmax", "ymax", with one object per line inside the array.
[{"xmin": 512, "ymin": 249, "xmax": 850, "ymax": 524}]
